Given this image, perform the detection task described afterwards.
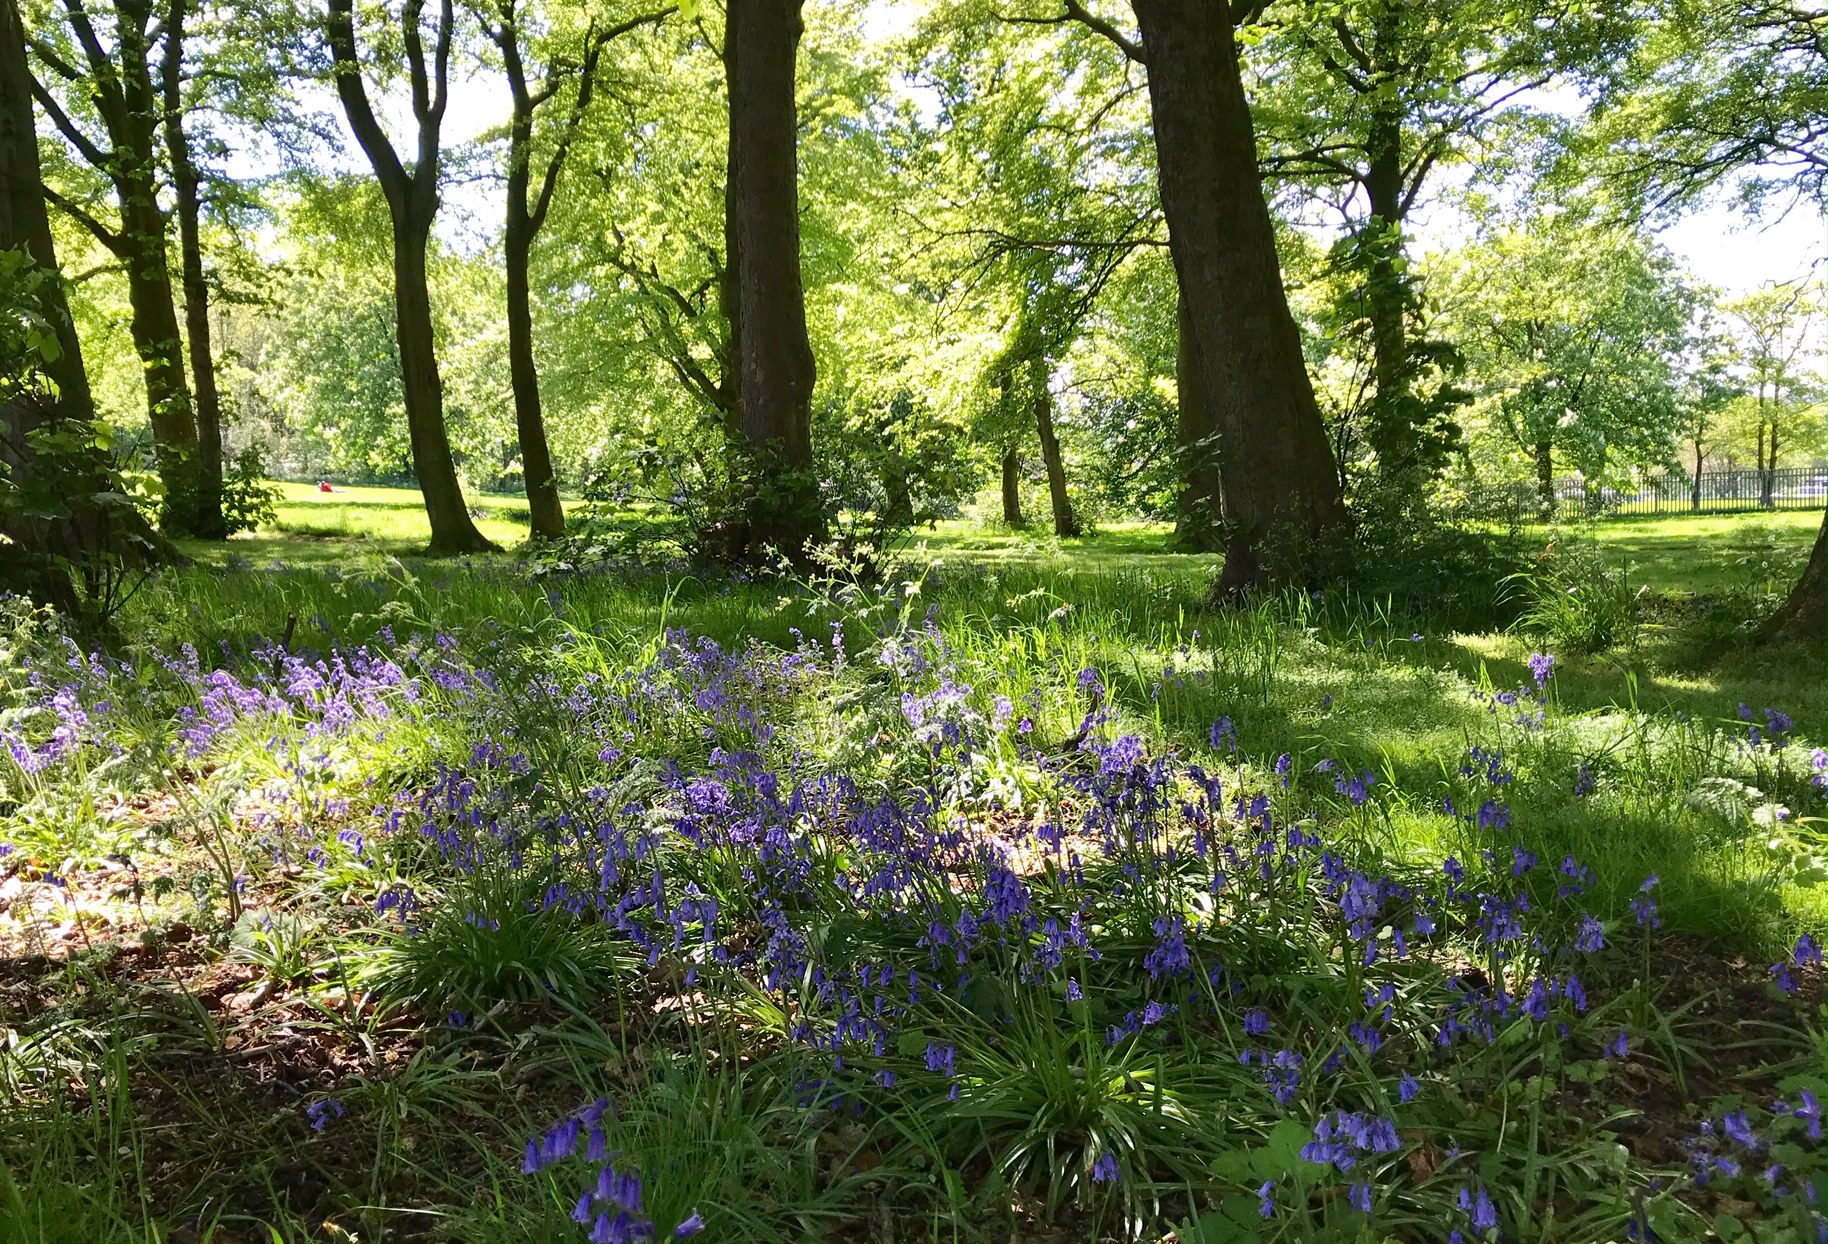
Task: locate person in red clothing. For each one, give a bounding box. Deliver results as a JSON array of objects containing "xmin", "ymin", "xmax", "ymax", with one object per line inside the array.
[{"xmin": 317, "ymin": 480, "xmax": 335, "ymax": 493}]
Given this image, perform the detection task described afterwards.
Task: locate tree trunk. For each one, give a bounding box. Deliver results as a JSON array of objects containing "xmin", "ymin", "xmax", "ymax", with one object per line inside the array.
[
  {"xmin": 503, "ymin": 226, "xmax": 563, "ymax": 538},
  {"xmin": 1762, "ymin": 425, "xmax": 1777, "ymax": 509},
  {"xmin": 161, "ymin": 0, "xmax": 225, "ymax": 539},
  {"xmin": 326, "ymin": 0, "xmax": 494, "ymax": 556},
  {"xmin": 1000, "ymin": 446, "xmax": 1024, "ymax": 526},
  {"xmin": 1535, "ymin": 438, "xmax": 1555, "ymax": 518},
  {"xmin": 110, "ymin": 0, "xmax": 203, "ymax": 536},
  {"xmin": 24, "ymin": 0, "xmax": 202, "ymax": 534},
  {"xmin": 491, "ymin": 1, "xmax": 613, "ymax": 542},
  {"xmin": 1031, "ymin": 361, "xmax": 1079, "ymax": 538},
  {"xmin": 117, "ymin": 212, "xmax": 203, "ymax": 536},
  {"xmin": 1361, "ymin": 100, "xmax": 1413, "ymax": 483},
  {"xmin": 116, "ymin": 3, "xmax": 202, "ymax": 536},
  {"xmin": 1172, "ymin": 288, "xmax": 1223, "ymax": 551},
  {"xmin": 392, "ymin": 216, "xmax": 493, "ymax": 553},
  {"xmin": 725, "ymin": 0, "xmax": 824, "ymax": 564},
  {"xmin": 1129, "ymin": 0, "xmax": 1346, "ymax": 592},
  {"xmin": 1758, "ymin": 514, "xmax": 1825, "ymax": 646},
  {"xmin": 1691, "ymin": 442, "xmax": 1702, "ymax": 511},
  {"xmin": 1, "ymin": 0, "xmax": 172, "ymax": 607}
]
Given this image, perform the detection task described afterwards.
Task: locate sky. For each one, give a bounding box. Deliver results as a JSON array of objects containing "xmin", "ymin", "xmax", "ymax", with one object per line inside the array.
[{"xmin": 1658, "ymin": 205, "xmax": 1825, "ymax": 293}]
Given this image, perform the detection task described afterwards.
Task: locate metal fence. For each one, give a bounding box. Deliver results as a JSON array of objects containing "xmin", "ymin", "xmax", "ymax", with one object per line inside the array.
[{"xmin": 1475, "ymin": 467, "xmax": 1827, "ymax": 519}]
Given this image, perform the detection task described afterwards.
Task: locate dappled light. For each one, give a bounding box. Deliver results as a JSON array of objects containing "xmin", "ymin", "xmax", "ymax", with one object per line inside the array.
[{"xmin": 1, "ymin": 0, "xmax": 1823, "ymax": 1240}]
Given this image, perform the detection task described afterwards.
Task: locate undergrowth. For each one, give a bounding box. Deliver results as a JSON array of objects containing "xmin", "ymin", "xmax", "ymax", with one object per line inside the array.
[{"xmin": 0, "ymin": 554, "xmax": 1821, "ymax": 1243}]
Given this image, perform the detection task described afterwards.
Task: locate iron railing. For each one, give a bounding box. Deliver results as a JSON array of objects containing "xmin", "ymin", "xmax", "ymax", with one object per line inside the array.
[{"xmin": 1473, "ymin": 467, "xmax": 1826, "ymax": 518}]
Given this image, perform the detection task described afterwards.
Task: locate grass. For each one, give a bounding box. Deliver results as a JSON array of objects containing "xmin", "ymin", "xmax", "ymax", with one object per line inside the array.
[
  {"xmin": 3, "ymin": 492, "xmax": 1823, "ymax": 1243},
  {"xmin": 1578, "ymin": 511, "xmax": 1819, "ymax": 597}
]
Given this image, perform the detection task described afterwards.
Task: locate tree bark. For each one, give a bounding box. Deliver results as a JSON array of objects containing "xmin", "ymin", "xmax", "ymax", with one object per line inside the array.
[
  {"xmin": 1361, "ymin": 99, "xmax": 1413, "ymax": 481},
  {"xmin": 489, "ymin": 0, "xmax": 652, "ymax": 541},
  {"xmin": 326, "ymin": 0, "xmax": 495, "ymax": 554},
  {"xmin": 1691, "ymin": 442, "xmax": 1702, "ymax": 510},
  {"xmin": 502, "ymin": 225, "xmax": 562, "ymax": 537},
  {"xmin": 1758, "ymin": 514, "xmax": 1825, "ymax": 646},
  {"xmin": 1172, "ymin": 287, "xmax": 1223, "ymax": 551},
  {"xmin": 29, "ymin": 0, "xmax": 203, "ymax": 534},
  {"xmin": 1761, "ymin": 423, "xmax": 1777, "ymax": 509},
  {"xmin": 1535, "ymin": 437, "xmax": 1555, "ymax": 518},
  {"xmin": 161, "ymin": 0, "xmax": 226, "ymax": 539},
  {"xmin": 393, "ymin": 217, "xmax": 489, "ymax": 552},
  {"xmin": 1030, "ymin": 360, "xmax": 1079, "ymax": 538},
  {"xmin": 725, "ymin": 0, "xmax": 824, "ymax": 564},
  {"xmin": 2, "ymin": 0, "xmax": 172, "ymax": 607},
  {"xmin": 1000, "ymin": 445, "xmax": 1024, "ymax": 527},
  {"xmin": 1129, "ymin": 0, "xmax": 1346, "ymax": 592}
]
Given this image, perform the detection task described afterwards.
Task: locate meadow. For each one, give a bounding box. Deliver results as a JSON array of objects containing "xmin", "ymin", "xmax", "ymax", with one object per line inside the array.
[{"xmin": 0, "ymin": 494, "xmax": 1821, "ymax": 1244}]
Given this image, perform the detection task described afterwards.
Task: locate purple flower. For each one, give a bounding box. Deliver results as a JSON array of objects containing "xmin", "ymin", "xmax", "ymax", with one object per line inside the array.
[
  {"xmin": 1210, "ymin": 716, "xmax": 1238, "ymax": 753},
  {"xmin": 1796, "ymin": 1089, "xmax": 1823, "ymax": 1140},
  {"xmin": 1630, "ymin": 877, "xmax": 1661, "ymax": 928},
  {"xmin": 1257, "ymin": 1180, "xmax": 1275, "ymax": 1217},
  {"xmin": 674, "ymin": 1214, "xmax": 704, "ymax": 1238},
  {"xmin": 1796, "ymin": 934, "xmax": 1822, "ymax": 965},
  {"xmin": 1398, "ymin": 1072, "xmax": 1420, "ymax": 1103},
  {"xmin": 1458, "ymin": 1182, "xmax": 1499, "ymax": 1234},
  {"xmin": 1722, "ymin": 1110, "xmax": 1757, "ymax": 1148},
  {"xmin": 1348, "ymin": 1180, "xmax": 1372, "ymax": 1214},
  {"xmin": 1090, "ymin": 1151, "xmax": 1119, "ymax": 1183},
  {"xmin": 1144, "ymin": 915, "xmax": 1191, "ymax": 980},
  {"xmin": 1527, "ymin": 651, "xmax": 1555, "ymax": 689},
  {"xmin": 305, "ymin": 1098, "xmax": 344, "ymax": 1132}
]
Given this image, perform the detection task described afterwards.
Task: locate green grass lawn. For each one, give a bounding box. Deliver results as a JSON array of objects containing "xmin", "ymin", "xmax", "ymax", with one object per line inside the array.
[
  {"xmin": 1579, "ymin": 510, "xmax": 1820, "ymax": 596},
  {"xmin": 216, "ymin": 481, "xmax": 1823, "ymax": 592}
]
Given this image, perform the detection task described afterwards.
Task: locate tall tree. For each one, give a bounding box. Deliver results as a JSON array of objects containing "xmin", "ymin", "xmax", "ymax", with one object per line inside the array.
[
  {"xmin": 486, "ymin": 1, "xmax": 670, "ymax": 540},
  {"xmin": 1670, "ymin": 318, "xmax": 1742, "ymax": 510},
  {"xmin": 2, "ymin": 0, "xmax": 168, "ymax": 607},
  {"xmin": 723, "ymin": 0, "xmax": 823, "ymax": 562},
  {"xmin": 1579, "ymin": 0, "xmax": 1824, "ymax": 643},
  {"xmin": 326, "ymin": 0, "xmax": 495, "ymax": 553},
  {"xmin": 157, "ymin": 0, "xmax": 228, "ymax": 538},
  {"xmin": 1445, "ymin": 218, "xmax": 1695, "ymax": 516},
  {"xmin": 24, "ymin": 0, "xmax": 204, "ymax": 534},
  {"xmin": 1250, "ymin": 0, "xmax": 1629, "ymax": 492},
  {"xmin": 1720, "ymin": 279, "xmax": 1823, "ymax": 509},
  {"xmin": 1085, "ymin": 0, "xmax": 1348, "ymax": 590},
  {"xmin": 916, "ymin": 14, "xmax": 1162, "ymax": 539}
]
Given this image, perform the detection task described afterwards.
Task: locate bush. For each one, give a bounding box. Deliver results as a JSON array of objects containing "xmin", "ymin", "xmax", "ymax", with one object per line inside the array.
[
  {"xmin": 1506, "ymin": 535, "xmax": 1644, "ymax": 655},
  {"xmin": 1338, "ymin": 515, "xmax": 1531, "ymax": 632},
  {"xmin": 220, "ymin": 447, "xmax": 281, "ymax": 535}
]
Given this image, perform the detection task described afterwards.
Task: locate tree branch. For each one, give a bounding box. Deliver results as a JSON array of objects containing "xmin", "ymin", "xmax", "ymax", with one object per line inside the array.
[
  {"xmin": 28, "ymin": 78, "xmax": 113, "ymax": 173},
  {"xmin": 324, "ymin": 0, "xmax": 409, "ymax": 203},
  {"xmin": 1002, "ymin": 0, "xmax": 1145, "ymax": 65},
  {"xmin": 529, "ymin": 7, "xmax": 673, "ymax": 232},
  {"xmin": 43, "ymin": 184, "xmax": 125, "ymax": 253}
]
